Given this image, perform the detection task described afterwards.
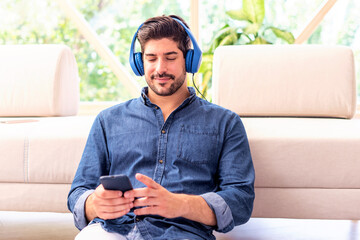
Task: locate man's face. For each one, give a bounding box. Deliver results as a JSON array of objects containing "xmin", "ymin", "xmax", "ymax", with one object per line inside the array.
[{"xmin": 143, "ymin": 38, "xmax": 187, "ymax": 96}]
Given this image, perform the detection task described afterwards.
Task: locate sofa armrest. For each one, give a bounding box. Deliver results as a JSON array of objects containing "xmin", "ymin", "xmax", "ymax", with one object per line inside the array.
[{"xmin": 0, "ymin": 44, "xmax": 79, "ymax": 117}]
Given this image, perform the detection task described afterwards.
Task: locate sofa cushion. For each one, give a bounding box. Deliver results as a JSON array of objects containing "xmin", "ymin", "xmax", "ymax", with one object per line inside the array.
[
  {"xmin": 212, "ymin": 45, "xmax": 356, "ymax": 119},
  {"xmin": 0, "ymin": 45, "xmax": 79, "ymax": 117},
  {"xmin": 0, "ymin": 116, "xmax": 95, "ymax": 184},
  {"xmin": 253, "ymin": 188, "xmax": 360, "ymax": 219},
  {"xmin": 0, "ymin": 183, "xmax": 73, "ymax": 212},
  {"xmin": 242, "ymin": 117, "xmax": 360, "ymax": 189}
]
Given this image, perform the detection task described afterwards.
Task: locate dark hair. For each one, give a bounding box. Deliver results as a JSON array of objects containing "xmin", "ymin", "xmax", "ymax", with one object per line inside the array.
[{"xmin": 137, "ymin": 15, "xmax": 191, "ymax": 58}]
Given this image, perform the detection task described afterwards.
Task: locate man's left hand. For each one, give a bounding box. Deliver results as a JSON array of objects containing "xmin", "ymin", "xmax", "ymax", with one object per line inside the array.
[
  {"xmin": 124, "ymin": 173, "xmax": 187, "ymax": 218},
  {"xmin": 124, "ymin": 173, "xmax": 217, "ymax": 226}
]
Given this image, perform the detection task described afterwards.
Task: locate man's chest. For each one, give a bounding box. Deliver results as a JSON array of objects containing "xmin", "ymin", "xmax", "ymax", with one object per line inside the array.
[{"xmin": 105, "ymin": 121, "xmax": 221, "ymax": 192}]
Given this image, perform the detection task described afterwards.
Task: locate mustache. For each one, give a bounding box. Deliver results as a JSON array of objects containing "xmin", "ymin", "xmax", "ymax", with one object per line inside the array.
[{"xmin": 150, "ymin": 73, "xmax": 175, "ymax": 80}]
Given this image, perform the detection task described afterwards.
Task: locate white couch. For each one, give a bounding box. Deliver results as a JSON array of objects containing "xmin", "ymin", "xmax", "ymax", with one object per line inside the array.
[
  {"xmin": 0, "ymin": 44, "xmax": 359, "ymax": 239},
  {"xmin": 0, "ymin": 45, "xmax": 89, "ymax": 239},
  {"xmin": 0, "ymin": 45, "xmax": 93, "ymax": 213}
]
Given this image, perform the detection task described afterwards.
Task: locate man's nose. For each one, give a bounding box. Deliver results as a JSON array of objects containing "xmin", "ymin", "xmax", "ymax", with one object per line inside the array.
[{"xmin": 156, "ymin": 59, "xmax": 167, "ymax": 74}]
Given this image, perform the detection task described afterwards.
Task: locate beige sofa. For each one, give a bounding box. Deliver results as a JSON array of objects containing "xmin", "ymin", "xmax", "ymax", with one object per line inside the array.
[
  {"xmin": 0, "ymin": 44, "xmax": 359, "ymax": 239},
  {"xmin": 213, "ymin": 45, "xmax": 360, "ymax": 220},
  {"xmin": 0, "ymin": 45, "xmax": 89, "ymax": 239}
]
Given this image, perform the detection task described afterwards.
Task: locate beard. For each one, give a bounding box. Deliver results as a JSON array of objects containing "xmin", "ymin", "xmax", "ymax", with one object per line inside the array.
[{"xmin": 146, "ymin": 70, "xmax": 186, "ymax": 97}]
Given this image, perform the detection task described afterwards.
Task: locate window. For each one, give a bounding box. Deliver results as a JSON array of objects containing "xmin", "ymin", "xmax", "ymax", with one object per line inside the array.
[
  {"xmin": 0, "ymin": 0, "xmax": 190, "ymax": 101},
  {"xmin": 1, "ymin": 0, "xmax": 359, "ymax": 102}
]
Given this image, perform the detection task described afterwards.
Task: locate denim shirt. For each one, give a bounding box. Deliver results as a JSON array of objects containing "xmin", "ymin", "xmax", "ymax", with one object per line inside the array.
[{"xmin": 67, "ymin": 87, "xmax": 255, "ymax": 240}]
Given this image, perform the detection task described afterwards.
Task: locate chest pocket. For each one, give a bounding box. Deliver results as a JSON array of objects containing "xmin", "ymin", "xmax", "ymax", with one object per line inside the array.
[{"xmin": 177, "ymin": 124, "xmax": 219, "ymax": 164}]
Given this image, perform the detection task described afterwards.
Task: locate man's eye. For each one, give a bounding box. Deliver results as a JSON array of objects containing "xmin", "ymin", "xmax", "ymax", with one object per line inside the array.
[
  {"xmin": 167, "ymin": 58, "xmax": 176, "ymax": 61},
  {"xmin": 148, "ymin": 59, "xmax": 156, "ymax": 62}
]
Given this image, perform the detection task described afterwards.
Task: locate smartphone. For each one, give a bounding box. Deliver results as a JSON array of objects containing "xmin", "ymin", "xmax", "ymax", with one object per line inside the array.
[{"xmin": 100, "ymin": 174, "xmax": 133, "ymax": 192}]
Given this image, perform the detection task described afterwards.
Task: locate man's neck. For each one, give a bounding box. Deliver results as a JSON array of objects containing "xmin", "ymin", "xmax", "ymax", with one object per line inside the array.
[{"xmin": 147, "ymin": 86, "xmax": 190, "ymax": 122}]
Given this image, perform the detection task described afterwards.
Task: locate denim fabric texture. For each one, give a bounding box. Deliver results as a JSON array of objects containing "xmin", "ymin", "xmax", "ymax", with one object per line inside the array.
[{"xmin": 67, "ymin": 87, "xmax": 255, "ymax": 240}]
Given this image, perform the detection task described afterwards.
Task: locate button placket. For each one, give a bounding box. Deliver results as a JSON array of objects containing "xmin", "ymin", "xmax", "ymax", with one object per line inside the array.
[{"xmin": 153, "ymin": 120, "xmax": 169, "ymax": 184}]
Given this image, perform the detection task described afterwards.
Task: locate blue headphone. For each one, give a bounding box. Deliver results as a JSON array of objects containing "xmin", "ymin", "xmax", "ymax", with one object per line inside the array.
[{"xmin": 129, "ymin": 17, "xmax": 202, "ymax": 76}]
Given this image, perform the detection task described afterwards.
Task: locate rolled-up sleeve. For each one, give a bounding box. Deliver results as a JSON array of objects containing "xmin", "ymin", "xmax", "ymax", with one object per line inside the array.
[
  {"xmin": 201, "ymin": 192, "xmax": 234, "ymax": 232},
  {"xmin": 72, "ymin": 190, "xmax": 94, "ymax": 230}
]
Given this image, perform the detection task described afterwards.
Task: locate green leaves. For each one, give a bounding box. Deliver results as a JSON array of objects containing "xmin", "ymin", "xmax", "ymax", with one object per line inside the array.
[
  {"xmin": 249, "ymin": 37, "xmax": 270, "ymax": 44},
  {"xmin": 244, "ymin": 23, "xmax": 261, "ymax": 34},
  {"xmin": 226, "ymin": 0, "xmax": 265, "ymax": 24},
  {"xmin": 242, "ymin": 0, "xmax": 265, "ymax": 24},
  {"xmin": 210, "ymin": 0, "xmax": 294, "ymax": 48},
  {"xmin": 226, "ymin": 9, "xmax": 248, "ymax": 21},
  {"xmin": 208, "ymin": 25, "xmax": 239, "ymax": 52},
  {"xmin": 268, "ymin": 27, "xmax": 295, "ymax": 44}
]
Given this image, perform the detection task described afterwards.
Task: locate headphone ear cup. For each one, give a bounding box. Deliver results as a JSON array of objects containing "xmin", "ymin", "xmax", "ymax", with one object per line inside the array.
[
  {"xmin": 134, "ymin": 52, "xmax": 144, "ymax": 76},
  {"xmin": 185, "ymin": 50, "xmax": 194, "ymax": 73}
]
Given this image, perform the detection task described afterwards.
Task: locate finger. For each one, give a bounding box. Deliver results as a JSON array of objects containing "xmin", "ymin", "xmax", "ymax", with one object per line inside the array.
[
  {"xmin": 123, "ymin": 189, "xmax": 135, "ymax": 199},
  {"xmin": 98, "ymin": 207, "xmax": 132, "ymax": 220},
  {"xmin": 131, "ymin": 187, "xmax": 157, "ymax": 198},
  {"xmin": 97, "ymin": 184, "xmax": 123, "ymax": 198},
  {"xmin": 96, "ymin": 196, "xmax": 134, "ymax": 207},
  {"xmin": 135, "ymin": 173, "xmax": 160, "ymax": 189},
  {"xmin": 99, "ymin": 201, "xmax": 134, "ymax": 213},
  {"xmin": 134, "ymin": 206, "xmax": 161, "ymax": 216},
  {"xmin": 133, "ymin": 197, "xmax": 159, "ymax": 208}
]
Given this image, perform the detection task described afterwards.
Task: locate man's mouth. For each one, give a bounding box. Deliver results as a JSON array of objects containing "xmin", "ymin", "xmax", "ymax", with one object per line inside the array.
[{"xmin": 151, "ymin": 73, "xmax": 175, "ymax": 81}]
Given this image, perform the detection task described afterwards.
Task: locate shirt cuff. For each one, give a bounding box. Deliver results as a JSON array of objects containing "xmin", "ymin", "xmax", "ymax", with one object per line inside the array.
[
  {"xmin": 73, "ymin": 189, "xmax": 94, "ymax": 230},
  {"xmin": 201, "ymin": 192, "xmax": 235, "ymax": 233}
]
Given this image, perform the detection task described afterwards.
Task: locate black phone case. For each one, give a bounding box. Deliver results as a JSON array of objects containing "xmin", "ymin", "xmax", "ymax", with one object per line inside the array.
[{"xmin": 100, "ymin": 174, "xmax": 133, "ymax": 192}]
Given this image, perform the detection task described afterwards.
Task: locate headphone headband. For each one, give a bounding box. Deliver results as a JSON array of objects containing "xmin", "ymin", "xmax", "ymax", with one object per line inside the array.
[{"xmin": 129, "ymin": 17, "xmax": 202, "ymax": 76}]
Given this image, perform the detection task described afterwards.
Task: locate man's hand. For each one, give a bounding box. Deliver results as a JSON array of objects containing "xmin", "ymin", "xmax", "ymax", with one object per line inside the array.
[
  {"xmin": 85, "ymin": 184, "xmax": 134, "ymax": 222},
  {"xmin": 126, "ymin": 173, "xmax": 186, "ymax": 218},
  {"xmin": 124, "ymin": 173, "xmax": 217, "ymax": 226}
]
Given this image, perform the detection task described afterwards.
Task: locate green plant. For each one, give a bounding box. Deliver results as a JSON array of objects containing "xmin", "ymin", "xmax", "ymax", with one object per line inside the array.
[{"xmin": 198, "ymin": 0, "xmax": 295, "ymax": 101}]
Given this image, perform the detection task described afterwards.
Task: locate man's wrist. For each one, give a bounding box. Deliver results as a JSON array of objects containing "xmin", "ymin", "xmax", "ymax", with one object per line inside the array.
[
  {"xmin": 178, "ymin": 193, "xmax": 191, "ymax": 218},
  {"xmin": 85, "ymin": 193, "xmax": 97, "ymax": 222},
  {"xmin": 180, "ymin": 194, "xmax": 216, "ymax": 226}
]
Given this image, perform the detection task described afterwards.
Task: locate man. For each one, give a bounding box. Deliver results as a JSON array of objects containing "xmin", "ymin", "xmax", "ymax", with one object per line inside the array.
[{"xmin": 68, "ymin": 15, "xmax": 255, "ymax": 240}]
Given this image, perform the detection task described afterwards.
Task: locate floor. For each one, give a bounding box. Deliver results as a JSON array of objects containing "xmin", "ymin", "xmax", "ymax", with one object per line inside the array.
[
  {"xmin": 0, "ymin": 211, "xmax": 359, "ymax": 240},
  {"xmin": 214, "ymin": 218, "xmax": 360, "ymax": 240}
]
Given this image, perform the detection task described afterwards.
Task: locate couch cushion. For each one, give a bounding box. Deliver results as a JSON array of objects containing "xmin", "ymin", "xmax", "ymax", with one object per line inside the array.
[
  {"xmin": 242, "ymin": 117, "xmax": 360, "ymax": 189},
  {"xmin": 0, "ymin": 116, "xmax": 95, "ymax": 184},
  {"xmin": 0, "ymin": 183, "xmax": 72, "ymax": 212},
  {"xmin": 212, "ymin": 45, "xmax": 356, "ymax": 119},
  {"xmin": 0, "ymin": 45, "xmax": 79, "ymax": 117}
]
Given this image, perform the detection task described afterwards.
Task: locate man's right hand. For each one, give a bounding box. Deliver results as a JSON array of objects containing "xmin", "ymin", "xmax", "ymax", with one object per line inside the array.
[{"xmin": 85, "ymin": 184, "xmax": 134, "ymax": 222}]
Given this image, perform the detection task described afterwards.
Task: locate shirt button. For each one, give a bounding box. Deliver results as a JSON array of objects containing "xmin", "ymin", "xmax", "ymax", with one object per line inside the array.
[
  {"xmin": 161, "ymin": 130, "xmax": 166, "ymax": 134},
  {"xmin": 136, "ymin": 217, "xmax": 140, "ymax": 222},
  {"xmin": 155, "ymin": 106, "xmax": 158, "ymax": 109},
  {"xmin": 159, "ymin": 159, "xmax": 163, "ymax": 164}
]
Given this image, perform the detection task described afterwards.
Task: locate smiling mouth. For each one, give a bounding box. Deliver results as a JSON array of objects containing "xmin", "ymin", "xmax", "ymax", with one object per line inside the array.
[{"xmin": 155, "ymin": 77, "xmax": 171, "ymax": 83}]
